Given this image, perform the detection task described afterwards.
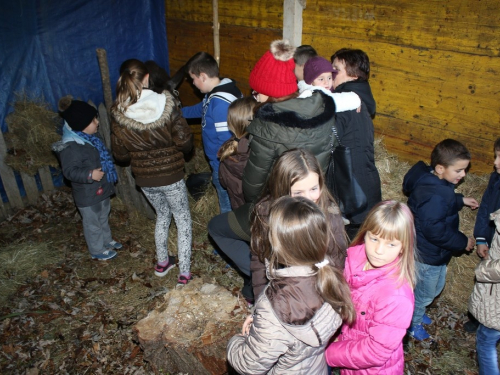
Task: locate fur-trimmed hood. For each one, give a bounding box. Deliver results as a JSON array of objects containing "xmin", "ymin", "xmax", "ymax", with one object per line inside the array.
[
  {"xmin": 111, "ymin": 89, "xmax": 176, "ymax": 131},
  {"xmin": 252, "ymin": 91, "xmax": 335, "ymax": 130}
]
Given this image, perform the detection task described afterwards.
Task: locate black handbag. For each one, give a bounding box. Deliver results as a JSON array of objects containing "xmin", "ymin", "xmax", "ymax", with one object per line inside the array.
[{"xmin": 325, "ymin": 126, "xmax": 368, "ymax": 219}]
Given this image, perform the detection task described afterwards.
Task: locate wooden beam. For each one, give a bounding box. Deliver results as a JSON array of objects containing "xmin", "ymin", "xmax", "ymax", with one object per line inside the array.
[
  {"xmin": 283, "ymin": 0, "xmax": 306, "ymax": 46},
  {"xmin": 213, "ymin": 0, "xmax": 220, "ymax": 65}
]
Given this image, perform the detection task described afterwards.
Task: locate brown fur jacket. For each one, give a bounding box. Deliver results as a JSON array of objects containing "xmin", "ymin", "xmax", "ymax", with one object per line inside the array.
[{"xmin": 111, "ymin": 90, "xmax": 192, "ymax": 187}]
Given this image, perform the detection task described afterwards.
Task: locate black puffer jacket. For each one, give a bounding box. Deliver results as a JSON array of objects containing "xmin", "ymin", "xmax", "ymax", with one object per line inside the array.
[
  {"xmin": 242, "ymin": 91, "xmax": 335, "ymax": 203},
  {"xmin": 111, "ymin": 90, "xmax": 192, "ymax": 188},
  {"xmin": 333, "ymin": 80, "xmax": 381, "ymax": 224},
  {"xmin": 229, "ymin": 91, "xmax": 335, "ymax": 238}
]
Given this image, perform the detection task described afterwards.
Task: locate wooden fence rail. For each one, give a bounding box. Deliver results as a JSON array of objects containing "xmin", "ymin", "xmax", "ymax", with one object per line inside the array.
[
  {"xmin": 0, "ymin": 129, "xmax": 55, "ymax": 221},
  {"xmin": 0, "ymin": 101, "xmax": 155, "ymax": 222}
]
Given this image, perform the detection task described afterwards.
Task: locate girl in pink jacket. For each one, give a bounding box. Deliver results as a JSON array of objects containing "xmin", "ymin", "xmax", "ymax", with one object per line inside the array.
[{"xmin": 325, "ymin": 200, "xmax": 416, "ymax": 374}]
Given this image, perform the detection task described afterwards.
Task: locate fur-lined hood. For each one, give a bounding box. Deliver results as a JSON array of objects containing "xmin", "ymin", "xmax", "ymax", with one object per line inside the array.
[
  {"xmin": 252, "ymin": 91, "xmax": 335, "ymax": 130},
  {"xmin": 111, "ymin": 89, "xmax": 176, "ymax": 131}
]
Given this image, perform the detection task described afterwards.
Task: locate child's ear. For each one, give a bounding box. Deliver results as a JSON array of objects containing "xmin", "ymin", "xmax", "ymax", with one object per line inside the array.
[
  {"xmin": 434, "ymin": 164, "xmax": 445, "ymax": 176},
  {"xmin": 199, "ymin": 72, "xmax": 208, "ymax": 82}
]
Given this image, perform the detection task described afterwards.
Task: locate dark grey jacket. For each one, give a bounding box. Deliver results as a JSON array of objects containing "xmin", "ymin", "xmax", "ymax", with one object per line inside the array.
[{"xmin": 52, "ymin": 125, "xmax": 114, "ymax": 207}]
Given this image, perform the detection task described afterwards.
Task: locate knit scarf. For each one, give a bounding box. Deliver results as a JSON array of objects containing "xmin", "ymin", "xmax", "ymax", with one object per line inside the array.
[{"xmin": 76, "ymin": 132, "xmax": 118, "ymax": 183}]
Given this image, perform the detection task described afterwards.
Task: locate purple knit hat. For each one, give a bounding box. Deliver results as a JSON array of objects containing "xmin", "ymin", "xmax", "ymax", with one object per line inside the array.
[{"xmin": 303, "ymin": 56, "xmax": 336, "ymax": 84}]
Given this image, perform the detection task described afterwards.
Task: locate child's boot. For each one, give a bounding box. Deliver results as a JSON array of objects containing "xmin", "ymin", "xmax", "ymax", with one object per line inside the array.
[{"xmin": 408, "ymin": 324, "xmax": 430, "ymax": 341}]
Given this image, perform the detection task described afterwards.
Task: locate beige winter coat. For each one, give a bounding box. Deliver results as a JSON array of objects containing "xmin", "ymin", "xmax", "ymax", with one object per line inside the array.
[
  {"xmin": 226, "ymin": 265, "xmax": 342, "ymax": 375},
  {"xmin": 468, "ymin": 208, "xmax": 500, "ymax": 330}
]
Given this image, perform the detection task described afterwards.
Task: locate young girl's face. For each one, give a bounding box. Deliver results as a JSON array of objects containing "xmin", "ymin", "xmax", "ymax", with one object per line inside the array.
[
  {"xmin": 364, "ymin": 231, "xmax": 402, "ymax": 270},
  {"xmin": 312, "ymin": 72, "xmax": 333, "ymax": 90},
  {"xmin": 290, "ymin": 172, "xmax": 321, "ymax": 203}
]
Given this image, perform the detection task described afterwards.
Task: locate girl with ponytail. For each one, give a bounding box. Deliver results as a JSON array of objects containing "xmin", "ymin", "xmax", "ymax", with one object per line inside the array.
[{"xmin": 227, "ymin": 196, "xmax": 354, "ymax": 374}]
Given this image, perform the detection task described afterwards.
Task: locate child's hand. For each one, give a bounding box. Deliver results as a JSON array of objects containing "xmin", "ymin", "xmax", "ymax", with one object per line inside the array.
[
  {"xmin": 241, "ymin": 314, "xmax": 254, "ymax": 336},
  {"xmin": 92, "ymin": 168, "xmax": 104, "ymax": 182},
  {"xmin": 463, "ymin": 197, "xmax": 479, "ymax": 209},
  {"xmin": 466, "ymin": 237, "xmax": 476, "ymax": 252},
  {"xmin": 477, "ymin": 244, "xmax": 489, "ymax": 259},
  {"xmin": 356, "ymin": 104, "xmax": 362, "ymax": 113}
]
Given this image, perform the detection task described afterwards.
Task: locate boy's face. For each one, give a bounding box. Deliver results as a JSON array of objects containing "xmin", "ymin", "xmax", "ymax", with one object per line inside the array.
[
  {"xmin": 435, "ymin": 159, "xmax": 469, "ymax": 184},
  {"xmin": 189, "ymin": 72, "xmax": 210, "ymax": 93},
  {"xmin": 312, "ymin": 72, "xmax": 333, "ymax": 90},
  {"xmin": 294, "ymin": 64, "xmax": 304, "ymax": 81},
  {"xmin": 494, "ymin": 150, "xmax": 500, "ymax": 174},
  {"xmin": 82, "ymin": 117, "xmax": 99, "ymax": 135}
]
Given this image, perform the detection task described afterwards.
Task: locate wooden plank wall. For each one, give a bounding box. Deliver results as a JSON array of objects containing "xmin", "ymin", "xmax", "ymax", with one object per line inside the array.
[{"xmin": 165, "ymin": 0, "xmax": 499, "ymax": 174}]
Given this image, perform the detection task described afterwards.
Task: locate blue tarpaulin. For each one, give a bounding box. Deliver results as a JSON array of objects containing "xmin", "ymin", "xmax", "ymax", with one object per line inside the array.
[{"xmin": 0, "ymin": 0, "xmax": 170, "ymax": 200}]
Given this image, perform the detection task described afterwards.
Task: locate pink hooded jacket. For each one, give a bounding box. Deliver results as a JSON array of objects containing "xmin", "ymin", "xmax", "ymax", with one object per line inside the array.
[{"xmin": 325, "ymin": 244, "xmax": 414, "ymax": 374}]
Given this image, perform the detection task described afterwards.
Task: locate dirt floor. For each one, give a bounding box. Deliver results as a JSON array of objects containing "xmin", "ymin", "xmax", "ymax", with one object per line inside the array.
[{"xmin": 0, "ymin": 143, "xmax": 487, "ymax": 374}]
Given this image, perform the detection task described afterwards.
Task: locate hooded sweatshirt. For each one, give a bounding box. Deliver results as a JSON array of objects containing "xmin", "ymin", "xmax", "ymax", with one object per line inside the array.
[
  {"xmin": 403, "ymin": 160, "xmax": 467, "ymax": 265},
  {"xmin": 182, "ymin": 78, "xmax": 242, "ymax": 163}
]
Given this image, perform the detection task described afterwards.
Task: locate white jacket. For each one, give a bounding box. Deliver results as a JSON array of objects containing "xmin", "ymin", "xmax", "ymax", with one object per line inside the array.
[{"xmin": 469, "ymin": 208, "xmax": 500, "ymax": 330}]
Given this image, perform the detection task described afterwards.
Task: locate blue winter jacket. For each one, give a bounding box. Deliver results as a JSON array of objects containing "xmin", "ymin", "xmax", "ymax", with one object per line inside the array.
[
  {"xmin": 403, "ymin": 161, "xmax": 468, "ymax": 265},
  {"xmin": 474, "ymin": 172, "xmax": 500, "ymax": 245},
  {"xmin": 182, "ymin": 78, "xmax": 242, "ymax": 164}
]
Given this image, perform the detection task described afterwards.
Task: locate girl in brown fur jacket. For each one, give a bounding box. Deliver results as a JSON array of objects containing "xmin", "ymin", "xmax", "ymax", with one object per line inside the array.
[{"xmin": 111, "ymin": 59, "xmax": 193, "ymax": 285}]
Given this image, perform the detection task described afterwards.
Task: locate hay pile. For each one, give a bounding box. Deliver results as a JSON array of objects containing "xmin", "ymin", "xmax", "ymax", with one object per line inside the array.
[
  {"xmin": 4, "ymin": 94, "xmax": 61, "ymax": 175},
  {"xmin": 374, "ymin": 137, "xmax": 490, "ymax": 310}
]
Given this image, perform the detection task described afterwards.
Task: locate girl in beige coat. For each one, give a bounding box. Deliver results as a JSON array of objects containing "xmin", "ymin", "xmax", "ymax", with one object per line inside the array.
[
  {"xmin": 227, "ymin": 197, "xmax": 354, "ymax": 374},
  {"xmin": 469, "ymin": 208, "xmax": 500, "ymax": 375}
]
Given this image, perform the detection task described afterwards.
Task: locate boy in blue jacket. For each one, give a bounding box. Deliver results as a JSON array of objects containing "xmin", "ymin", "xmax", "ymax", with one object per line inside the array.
[
  {"xmin": 403, "ymin": 138, "xmax": 479, "ymax": 340},
  {"xmin": 475, "ymin": 137, "xmax": 500, "ymax": 258},
  {"xmin": 182, "ymin": 52, "xmax": 242, "ymax": 213},
  {"xmin": 52, "ymin": 97, "xmax": 121, "ymax": 261}
]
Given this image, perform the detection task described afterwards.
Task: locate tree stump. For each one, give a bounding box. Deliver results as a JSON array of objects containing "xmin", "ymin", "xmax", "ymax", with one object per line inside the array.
[{"xmin": 134, "ymin": 279, "xmax": 249, "ymax": 375}]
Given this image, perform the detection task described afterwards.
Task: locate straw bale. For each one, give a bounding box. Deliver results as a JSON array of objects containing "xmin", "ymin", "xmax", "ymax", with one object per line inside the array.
[{"xmin": 4, "ymin": 94, "xmax": 61, "ymax": 175}]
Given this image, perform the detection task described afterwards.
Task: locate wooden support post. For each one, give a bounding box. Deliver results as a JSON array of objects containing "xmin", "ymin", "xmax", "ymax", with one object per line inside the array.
[
  {"xmin": 283, "ymin": 0, "xmax": 306, "ymax": 47},
  {"xmin": 213, "ymin": 0, "xmax": 220, "ymax": 65},
  {"xmin": 96, "ymin": 48, "xmax": 114, "ymax": 114}
]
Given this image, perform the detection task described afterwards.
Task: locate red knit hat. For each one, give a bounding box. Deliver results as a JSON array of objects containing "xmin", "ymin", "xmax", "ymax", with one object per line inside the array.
[{"xmin": 249, "ymin": 39, "xmax": 297, "ymax": 98}]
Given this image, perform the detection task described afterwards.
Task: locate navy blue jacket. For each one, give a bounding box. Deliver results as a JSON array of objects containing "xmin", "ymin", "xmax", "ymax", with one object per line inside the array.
[
  {"xmin": 403, "ymin": 161, "xmax": 468, "ymax": 265},
  {"xmin": 474, "ymin": 172, "xmax": 500, "ymax": 245}
]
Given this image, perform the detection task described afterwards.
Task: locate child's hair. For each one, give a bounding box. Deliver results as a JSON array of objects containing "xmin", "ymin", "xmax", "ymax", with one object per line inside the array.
[
  {"xmin": 351, "ymin": 200, "xmax": 417, "ymax": 288},
  {"xmin": 330, "ymin": 48, "xmax": 370, "ymax": 81},
  {"xmin": 218, "ymin": 96, "xmax": 257, "ymax": 162},
  {"xmin": 430, "ymin": 138, "xmax": 471, "ymax": 169},
  {"xmin": 144, "ymin": 60, "xmax": 170, "ymax": 94},
  {"xmin": 186, "ymin": 52, "xmax": 219, "ymax": 78},
  {"xmin": 293, "ymin": 45, "xmax": 318, "ymax": 66},
  {"xmin": 494, "ymin": 137, "xmax": 500, "ymax": 152},
  {"xmin": 113, "ymin": 59, "xmax": 149, "ymax": 112},
  {"xmin": 268, "ymin": 196, "xmax": 355, "ymax": 323},
  {"xmin": 251, "ymin": 148, "xmax": 341, "ymax": 261}
]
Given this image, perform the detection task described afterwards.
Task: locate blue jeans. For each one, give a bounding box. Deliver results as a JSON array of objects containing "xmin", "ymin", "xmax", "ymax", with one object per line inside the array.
[
  {"xmin": 210, "ymin": 160, "xmax": 232, "ymax": 213},
  {"xmin": 411, "ymin": 261, "xmax": 447, "ymax": 327},
  {"xmin": 477, "ymin": 323, "xmax": 500, "ymax": 375}
]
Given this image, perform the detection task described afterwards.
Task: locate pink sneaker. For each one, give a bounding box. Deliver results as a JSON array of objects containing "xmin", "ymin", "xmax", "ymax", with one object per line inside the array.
[
  {"xmin": 154, "ymin": 256, "xmax": 176, "ymax": 277},
  {"xmin": 177, "ymin": 273, "xmax": 193, "ymax": 286}
]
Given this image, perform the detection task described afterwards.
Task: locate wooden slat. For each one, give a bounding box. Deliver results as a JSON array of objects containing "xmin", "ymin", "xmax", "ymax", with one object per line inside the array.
[
  {"xmin": 0, "ymin": 131, "xmax": 23, "ymax": 209},
  {"xmin": 20, "ymin": 173, "xmax": 39, "ymax": 206},
  {"xmin": 98, "ymin": 103, "xmax": 111, "ymax": 149},
  {"xmin": 38, "ymin": 166, "xmax": 54, "ymax": 191}
]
